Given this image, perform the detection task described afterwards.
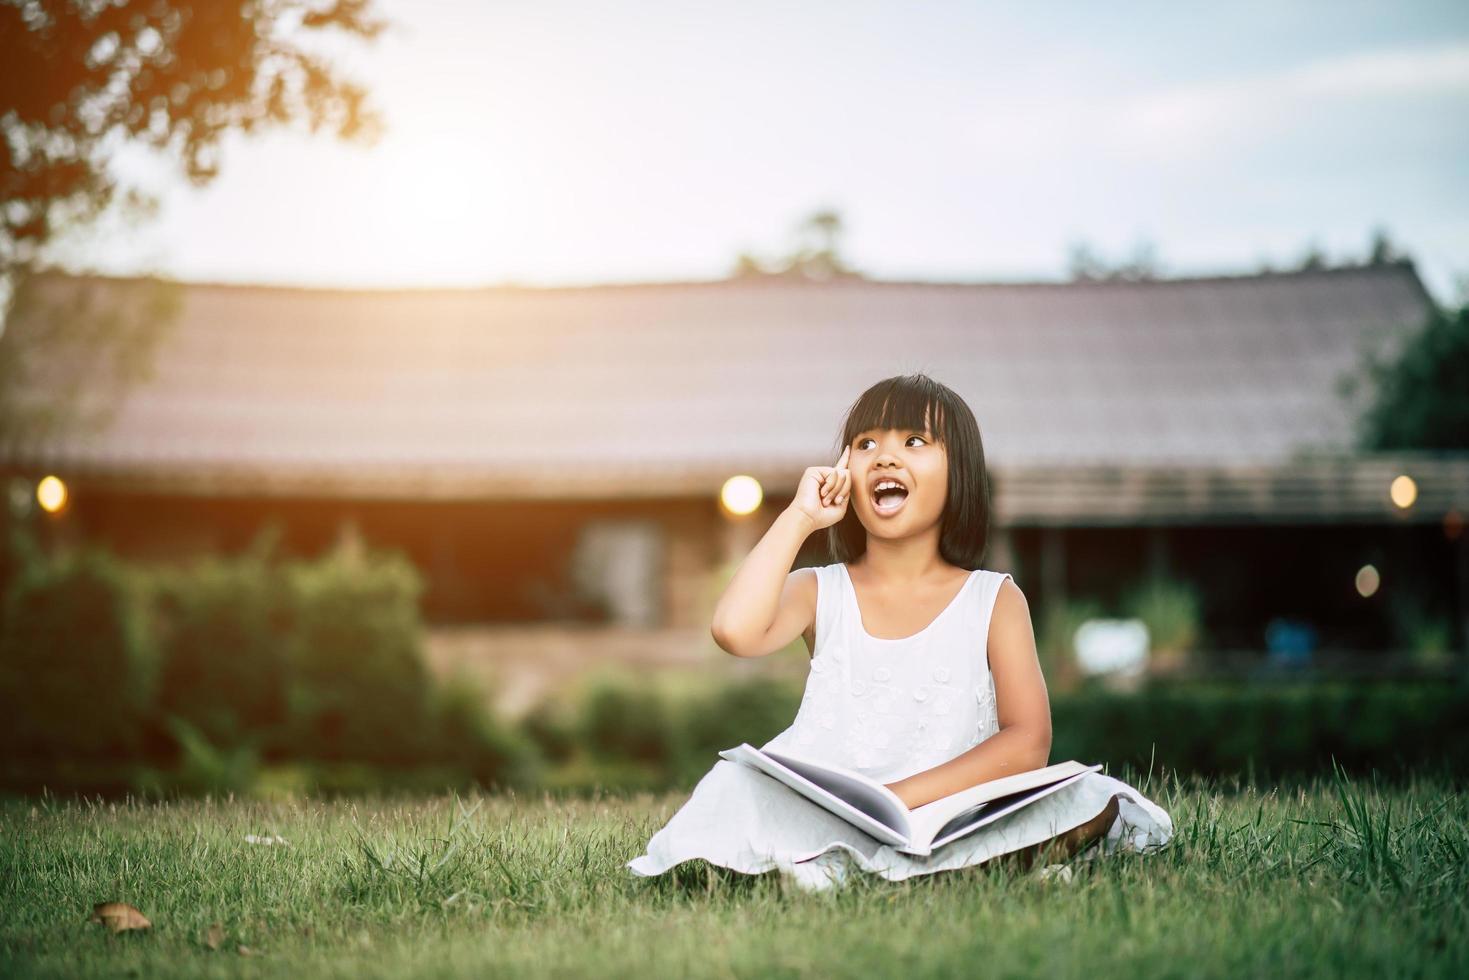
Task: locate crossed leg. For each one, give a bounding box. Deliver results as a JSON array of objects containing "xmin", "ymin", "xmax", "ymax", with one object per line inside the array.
[{"xmin": 997, "ymin": 792, "xmax": 1123, "ymax": 872}]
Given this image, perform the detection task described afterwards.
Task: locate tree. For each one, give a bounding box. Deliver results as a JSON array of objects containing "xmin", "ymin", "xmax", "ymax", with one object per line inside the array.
[
  {"xmin": 1367, "ymin": 225, "xmax": 1401, "ymax": 265},
  {"xmin": 0, "ymin": 270, "xmax": 181, "ymax": 451},
  {"xmin": 1, "ymin": 0, "xmax": 390, "ymax": 271},
  {"xmin": 1295, "ymin": 241, "xmax": 1328, "ymax": 271},
  {"xmin": 1066, "ymin": 238, "xmax": 1161, "ymax": 282},
  {"xmin": 1346, "ymin": 302, "xmax": 1469, "ymax": 451},
  {"xmin": 727, "ymin": 207, "xmax": 861, "ymax": 282},
  {"xmin": 0, "ymin": 1, "xmax": 390, "ymax": 446}
]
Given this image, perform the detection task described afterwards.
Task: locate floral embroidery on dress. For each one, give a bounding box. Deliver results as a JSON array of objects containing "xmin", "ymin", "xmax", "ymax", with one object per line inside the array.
[
  {"xmin": 869, "ymin": 683, "xmax": 899, "ymax": 715},
  {"xmin": 974, "ymin": 674, "xmax": 1000, "ymax": 740}
]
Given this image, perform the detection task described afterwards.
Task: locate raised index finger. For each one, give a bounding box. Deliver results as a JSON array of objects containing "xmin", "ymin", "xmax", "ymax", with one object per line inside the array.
[{"xmin": 835, "ymin": 445, "xmax": 850, "ymax": 469}]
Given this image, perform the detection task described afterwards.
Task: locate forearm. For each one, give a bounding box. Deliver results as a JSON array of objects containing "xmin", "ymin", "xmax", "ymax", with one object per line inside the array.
[
  {"xmin": 710, "ymin": 507, "xmax": 815, "ymax": 653},
  {"xmin": 887, "ymin": 724, "xmax": 1052, "ymax": 810}
]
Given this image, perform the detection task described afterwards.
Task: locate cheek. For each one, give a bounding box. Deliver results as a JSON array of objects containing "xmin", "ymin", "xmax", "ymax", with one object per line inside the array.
[{"xmin": 920, "ymin": 461, "xmax": 947, "ymax": 509}]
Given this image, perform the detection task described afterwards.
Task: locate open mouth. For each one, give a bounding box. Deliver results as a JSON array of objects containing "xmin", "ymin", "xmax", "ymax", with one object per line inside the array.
[{"xmin": 872, "ymin": 480, "xmax": 909, "ymax": 516}]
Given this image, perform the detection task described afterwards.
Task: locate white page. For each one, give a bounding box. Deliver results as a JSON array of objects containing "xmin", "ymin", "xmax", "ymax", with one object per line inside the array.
[
  {"xmin": 720, "ymin": 744, "xmax": 1102, "ymax": 857},
  {"xmin": 900, "ymin": 769, "xmax": 1097, "ymax": 856},
  {"xmin": 904, "ymin": 761, "xmax": 1100, "ymax": 849},
  {"xmin": 718, "ymin": 744, "xmax": 912, "ymax": 847}
]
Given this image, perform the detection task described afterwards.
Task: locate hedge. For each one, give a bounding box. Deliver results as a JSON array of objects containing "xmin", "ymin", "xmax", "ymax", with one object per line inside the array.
[
  {"xmin": 0, "ymin": 533, "xmax": 541, "ymax": 796},
  {"xmin": 520, "ymin": 672, "xmax": 1469, "ymax": 793}
]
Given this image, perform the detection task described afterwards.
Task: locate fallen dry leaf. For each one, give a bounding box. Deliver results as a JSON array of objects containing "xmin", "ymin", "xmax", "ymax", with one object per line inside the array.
[
  {"xmin": 88, "ymin": 902, "xmax": 151, "ymax": 933},
  {"xmin": 237, "ymin": 944, "xmax": 260, "ymax": 956},
  {"xmin": 203, "ymin": 921, "xmax": 224, "ymax": 950}
]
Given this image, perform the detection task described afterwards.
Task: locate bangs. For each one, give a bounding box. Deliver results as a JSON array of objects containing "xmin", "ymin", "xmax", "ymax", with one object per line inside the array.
[
  {"xmin": 839, "ymin": 375, "xmax": 954, "ymax": 451},
  {"xmin": 826, "ymin": 372, "xmax": 992, "ymax": 569}
]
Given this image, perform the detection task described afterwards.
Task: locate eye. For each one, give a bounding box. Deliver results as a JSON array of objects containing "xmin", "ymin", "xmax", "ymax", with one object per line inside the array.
[{"xmin": 854, "ymin": 435, "xmax": 927, "ymax": 450}]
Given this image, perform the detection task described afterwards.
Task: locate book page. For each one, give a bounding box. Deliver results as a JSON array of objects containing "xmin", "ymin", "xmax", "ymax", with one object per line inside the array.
[
  {"xmin": 718, "ymin": 744, "xmax": 912, "ymax": 846},
  {"xmin": 905, "ymin": 761, "xmax": 1101, "ymax": 851},
  {"xmin": 908, "ymin": 769, "xmax": 1094, "ymax": 856},
  {"xmin": 763, "ymin": 748, "xmax": 912, "ymax": 840}
]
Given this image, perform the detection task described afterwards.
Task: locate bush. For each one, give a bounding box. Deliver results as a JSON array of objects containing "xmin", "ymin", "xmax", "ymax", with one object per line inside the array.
[
  {"xmin": 1, "ymin": 530, "xmax": 545, "ymax": 796},
  {"xmin": 429, "ymin": 672, "xmax": 544, "ymax": 791},
  {"xmin": 284, "ymin": 545, "xmax": 437, "ymax": 766},
  {"xmin": 669, "ymin": 676, "xmax": 801, "ymax": 783},
  {"xmin": 1121, "ymin": 575, "xmax": 1202, "ymax": 674},
  {"xmin": 0, "ymin": 544, "xmax": 156, "ymax": 763},
  {"xmin": 1034, "ymin": 596, "xmax": 1098, "ymax": 692},
  {"xmin": 1049, "ymin": 680, "xmax": 1469, "ymax": 782},
  {"xmin": 577, "ymin": 671, "xmax": 674, "ymax": 766},
  {"xmin": 530, "ymin": 670, "xmax": 1469, "ymax": 792},
  {"xmin": 151, "ymin": 542, "xmax": 293, "ymax": 757}
]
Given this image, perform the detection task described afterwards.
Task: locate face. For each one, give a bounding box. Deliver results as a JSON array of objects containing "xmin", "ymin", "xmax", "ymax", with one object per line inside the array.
[{"xmin": 848, "ymin": 420, "xmax": 948, "ymax": 537}]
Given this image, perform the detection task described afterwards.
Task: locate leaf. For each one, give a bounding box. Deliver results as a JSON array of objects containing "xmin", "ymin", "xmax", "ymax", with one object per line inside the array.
[
  {"xmin": 88, "ymin": 902, "xmax": 151, "ymax": 933},
  {"xmin": 238, "ymin": 944, "xmax": 260, "ymax": 956},
  {"xmin": 203, "ymin": 921, "xmax": 224, "ymax": 951}
]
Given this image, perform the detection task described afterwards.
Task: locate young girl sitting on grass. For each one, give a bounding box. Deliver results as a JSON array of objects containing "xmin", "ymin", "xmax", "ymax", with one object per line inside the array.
[{"xmin": 627, "ymin": 373, "xmax": 1173, "ymax": 891}]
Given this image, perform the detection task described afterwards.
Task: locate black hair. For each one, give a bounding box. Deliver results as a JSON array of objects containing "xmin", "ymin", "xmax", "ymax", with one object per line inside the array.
[{"xmin": 825, "ymin": 373, "xmax": 992, "ymax": 569}]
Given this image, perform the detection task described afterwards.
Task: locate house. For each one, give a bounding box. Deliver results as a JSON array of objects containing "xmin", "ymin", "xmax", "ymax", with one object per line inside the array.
[{"xmin": 3, "ymin": 261, "xmax": 1464, "ymax": 669}]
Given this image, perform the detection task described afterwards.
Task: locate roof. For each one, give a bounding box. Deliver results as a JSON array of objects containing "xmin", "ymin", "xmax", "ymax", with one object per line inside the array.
[{"xmin": 4, "ymin": 261, "xmax": 1459, "ymax": 522}]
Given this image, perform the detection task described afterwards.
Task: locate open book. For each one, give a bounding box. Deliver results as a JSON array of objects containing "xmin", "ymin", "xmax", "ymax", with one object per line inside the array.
[{"xmin": 718, "ymin": 743, "xmax": 1102, "ymax": 857}]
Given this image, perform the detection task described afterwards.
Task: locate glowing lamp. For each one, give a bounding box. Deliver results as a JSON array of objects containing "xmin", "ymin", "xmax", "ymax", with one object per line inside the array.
[
  {"xmin": 36, "ymin": 475, "xmax": 67, "ymax": 514},
  {"xmin": 1389, "ymin": 474, "xmax": 1417, "ymax": 509},
  {"xmin": 1354, "ymin": 564, "xmax": 1380, "ymax": 598},
  {"xmin": 720, "ymin": 475, "xmax": 763, "ymax": 516}
]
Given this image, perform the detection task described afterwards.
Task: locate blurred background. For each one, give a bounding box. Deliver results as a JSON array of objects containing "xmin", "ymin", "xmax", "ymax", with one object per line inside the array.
[{"xmin": 1, "ymin": 0, "xmax": 1466, "ymax": 798}]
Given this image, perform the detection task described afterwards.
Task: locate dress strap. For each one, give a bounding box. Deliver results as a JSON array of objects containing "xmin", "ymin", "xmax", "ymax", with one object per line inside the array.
[
  {"xmin": 811, "ymin": 564, "xmax": 843, "ymax": 657},
  {"xmin": 975, "ymin": 570, "xmax": 1015, "ymax": 669}
]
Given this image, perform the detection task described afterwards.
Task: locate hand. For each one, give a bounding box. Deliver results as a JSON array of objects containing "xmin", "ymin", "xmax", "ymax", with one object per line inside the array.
[{"xmin": 788, "ymin": 446, "xmax": 852, "ymax": 531}]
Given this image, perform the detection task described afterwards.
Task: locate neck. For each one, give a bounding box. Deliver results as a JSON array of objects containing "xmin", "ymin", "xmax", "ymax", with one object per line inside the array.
[{"xmin": 854, "ymin": 523, "xmax": 951, "ymax": 583}]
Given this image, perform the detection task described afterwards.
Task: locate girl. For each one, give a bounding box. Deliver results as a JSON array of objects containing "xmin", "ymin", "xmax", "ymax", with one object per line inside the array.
[{"xmin": 627, "ymin": 374, "xmax": 1173, "ymax": 891}]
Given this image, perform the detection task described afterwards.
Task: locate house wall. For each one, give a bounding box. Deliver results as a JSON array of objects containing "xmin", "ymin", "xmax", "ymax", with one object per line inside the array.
[
  {"xmin": 23, "ymin": 488, "xmax": 737, "ymax": 627},
  {"xmin": 19, "ymin": 486, "xmax": 1463, "ymax": 653}
]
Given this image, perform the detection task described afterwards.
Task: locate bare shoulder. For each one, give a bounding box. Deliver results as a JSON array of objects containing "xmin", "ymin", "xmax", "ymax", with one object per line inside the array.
[
  {"xmin": 789, "ymin": 565, "xmax": 819, "ymax": 605},
  {"xmin": 993, "ymin": 574, "xmax": 1029, "ymax": 612},
  {"xmin": 989, "ymin": 575, "xmax": 1035, "ymax": 640}
]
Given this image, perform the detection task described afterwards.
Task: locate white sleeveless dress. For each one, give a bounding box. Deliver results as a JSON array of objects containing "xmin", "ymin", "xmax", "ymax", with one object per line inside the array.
[{"xmin": 626, "ymin": 563, "xmax": 1174, "ymax": 891}]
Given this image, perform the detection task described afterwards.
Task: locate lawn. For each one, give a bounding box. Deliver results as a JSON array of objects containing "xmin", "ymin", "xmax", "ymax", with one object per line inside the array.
[{"xmin": 2, "ymin": 765, "xmax": 1465, "ymax": 978}]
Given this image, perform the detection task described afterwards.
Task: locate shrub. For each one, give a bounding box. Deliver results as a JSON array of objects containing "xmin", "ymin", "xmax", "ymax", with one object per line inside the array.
[
  {"xmin": 151, "ymin": 543, "xmax": 293, "ymax": 756},
  {"xmin": 576, "ymin": 671, "xmax": 674, "ymax": 766},
  {"xmin": 1034, "ymin": 596, "xmax": 1099, "ymax": 692},
  {"xmin": 0, "ymin": 544, "xmax": 156, "ymax": 762},
  {"xmin": 669, "ymin": 675, "xmax": 801, "ymax": 783},
  {"xmin": 533, "ymin": 670, "xmax": 1469, "ymax": 792},
  {"xmin": 284, "ymin": 545, "xmax": 437, "ymax": 766},
  {"xmin": 429, "ymin": 672, "xmax": 544, "ymax": 790},
  {"xmin": 1049, "ymin": 680, "xmax": 1469, "ymax": 782},
  {"xmin": 1121, "ymin": 575, "xmax": 1202, "ymax": 674}
]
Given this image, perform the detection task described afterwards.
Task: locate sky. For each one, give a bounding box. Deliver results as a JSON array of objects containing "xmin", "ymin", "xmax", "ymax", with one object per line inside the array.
[{"xmin": 48, "ymin": 0, "xmax": 1469, "ymax": 304}]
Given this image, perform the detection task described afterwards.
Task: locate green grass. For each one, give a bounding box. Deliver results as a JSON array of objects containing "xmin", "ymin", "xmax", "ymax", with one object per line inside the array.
[{"xmin": 2, "ymin": 763, "xmax": 1465, "ymax": 978}]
